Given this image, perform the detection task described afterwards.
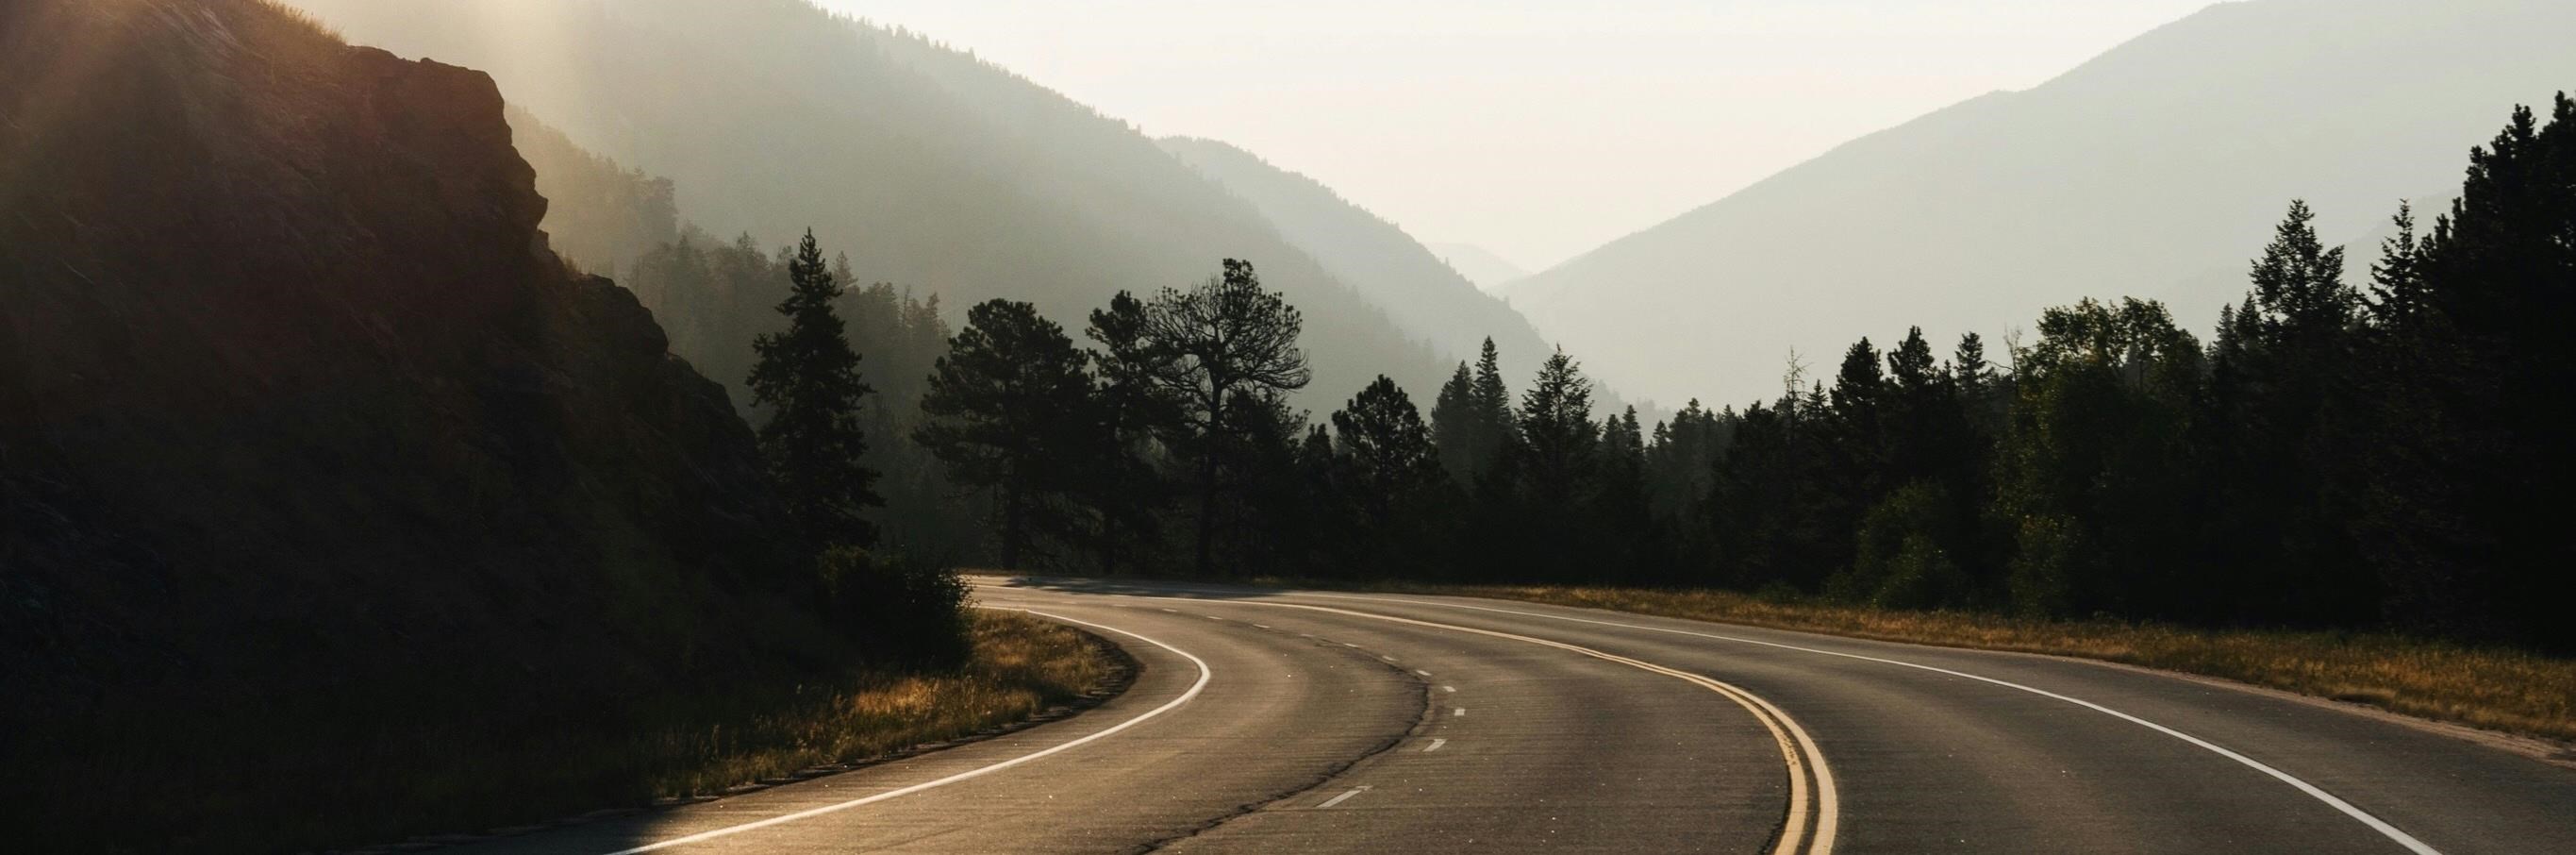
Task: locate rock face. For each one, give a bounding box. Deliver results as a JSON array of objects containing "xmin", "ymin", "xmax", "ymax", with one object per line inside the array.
[{"xmin": 0, "ymin": 0, "xmax": 807, "ymax": 847}]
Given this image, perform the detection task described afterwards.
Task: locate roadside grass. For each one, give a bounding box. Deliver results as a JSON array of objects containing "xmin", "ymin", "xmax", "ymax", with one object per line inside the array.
[
  {"xmin": 637, "ymin": 610, "xmax": 1121, "ymax": 799},
  {"xmin": 1323, "ymin": 580, "xmax": 2576, "ymax": 746}
]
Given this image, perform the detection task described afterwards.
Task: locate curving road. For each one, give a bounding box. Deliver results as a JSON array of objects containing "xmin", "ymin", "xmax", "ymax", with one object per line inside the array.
[{"xmin": 453, "ymin": 577, "xmax": 2576, "ymax": 854}]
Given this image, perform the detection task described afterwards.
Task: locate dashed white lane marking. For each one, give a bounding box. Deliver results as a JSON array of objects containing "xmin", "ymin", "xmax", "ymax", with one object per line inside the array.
[
  {"xmin": 1254, "ymin": 624, "xmax": 1271, "ymax": 629},
  {"xmin": 1317, "ymin": 786, "xmax": 1372, "ymax": 809},
  {"xmin": 1414, "ymin": 669, "xmax": 1433, "ymax": 677},
  {"xmin": 1423, "ymin": 738, "xmax": 1448, "ymax": 753},
  {"xmin": 1452, "ymin": 708, "xmax": 1467, "ymax": 717},
  {"xmin": 1312, "ymin": 593, "xmax": 2447, "ymax": 855},
  {"xmin": 1205, "ymin": 614, "xmax": 1224, "ymax": 621},
  {"xmin": 1440, "ymin": 685, "xmax": 1456, "ymax": 693},
  {"xmin": 596, "ymin": 607, "xmax": 1213, "ymax": 855}
]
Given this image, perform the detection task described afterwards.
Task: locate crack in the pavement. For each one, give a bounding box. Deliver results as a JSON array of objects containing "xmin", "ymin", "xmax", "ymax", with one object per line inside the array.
[{"xmin": 1130, "ymin": 630, "xmax": 1438, "ymax": 854}]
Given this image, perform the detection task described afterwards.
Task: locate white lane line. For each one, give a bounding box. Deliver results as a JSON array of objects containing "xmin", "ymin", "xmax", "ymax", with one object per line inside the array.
[
  {"xmin": 1314, "ymin": 594, "xmax": 2441, "ymax": 855},
  {"xmin": 1205, "ymin": 614, "xmax": 1224, "ymax": 621},
  {"xmin": 596, "ymin": 607, "xmax": 1214, "ymax": 855},
  {"xmin": 1415, "ymin": 669, "xmax": 1433, "ymax": 677},
  {"xmin": 1255, "ymin": 624, "xmax": 1271, "ymax": 629},
  {"xmin": 1316, "ymin": 785, "xmax": 1372, "ymax": 809},
  {"xmin": 1452, "ymin": 708, "xmax": 1467, "ymax": 717},
  {"xmin": 1423, "ymin": 738, "xmax": 1448, "ymax": 753},
  {"xmin": 1440, "ymin": 685, "xmax": 1456, "ymax": 693}
]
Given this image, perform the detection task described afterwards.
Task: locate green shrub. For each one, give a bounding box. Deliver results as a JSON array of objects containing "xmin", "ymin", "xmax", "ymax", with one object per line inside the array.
[{"xmin": 818, "ymin": 547, "xmax": 971, "ymax": 667}]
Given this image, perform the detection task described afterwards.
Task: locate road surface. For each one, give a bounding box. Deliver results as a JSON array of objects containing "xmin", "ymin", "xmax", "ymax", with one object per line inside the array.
[{"xmin": 453, "ymin": 577, "xmax": 2576, "ymax": 854}]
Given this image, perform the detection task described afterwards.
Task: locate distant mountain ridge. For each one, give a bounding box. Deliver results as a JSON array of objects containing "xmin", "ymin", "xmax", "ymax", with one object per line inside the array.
[
  {"xmin": 1428, "ymin": 243, "xmax": 1531, "ymax": 291},
  {"xmin": 283, "ymin": 0, "xmax": 1484, "ymax": 406},
  {"xmin": 1161, "ymin": 137, "xmax": 1560, "ymax": 391},
  {"xmin": 1504, "ymin": 0, "xmax": 2576, "ymax": 404}
]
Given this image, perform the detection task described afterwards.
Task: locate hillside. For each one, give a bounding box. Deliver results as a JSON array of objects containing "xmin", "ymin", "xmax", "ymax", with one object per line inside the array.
[
  {"xmin": 0, "ymin": 0, "xmax": 828, "ymax": 847},
  {"xmin": 281, "ymin": 0, "xmax": 1452, "ymax": 405},
  {"xmin": 1502, "ymin": 0, "xmax": 2576, "ymax": 403},
  {"xmin": 1429, "ymin": 243, "xmax": 1532, "ymax": 291},
  {"xmin": 1162, "ymin": 137, "xmax": 1559, "ymax": 389}
]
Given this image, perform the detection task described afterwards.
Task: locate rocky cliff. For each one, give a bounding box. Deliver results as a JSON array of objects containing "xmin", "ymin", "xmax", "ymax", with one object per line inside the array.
[{"xmin": 0, "ymin": 0, "xmax": 820, "ymax": 847}]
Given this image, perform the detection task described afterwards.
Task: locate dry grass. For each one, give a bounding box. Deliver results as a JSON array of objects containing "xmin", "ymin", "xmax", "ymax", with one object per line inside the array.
[
  {"xmin": 639, "ymin": 610, "xmax": 1121, "ymax": 797},
  {"xmin": 1371, "ymin": 582, "xmax": 2576, "ymax": 745}
]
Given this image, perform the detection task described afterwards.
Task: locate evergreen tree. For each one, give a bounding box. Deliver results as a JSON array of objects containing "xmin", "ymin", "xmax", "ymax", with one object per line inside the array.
[
  {"xmin": 1331, "ymin": 376, "xmax": 1447, "ymax": 519},
  {"xmin": 1516, "ymin": 348, "xmax": 1600, "ymax": 504},
  {"xmin": 1434, "ymin": 338, "xmax": 1519, "ymax": 486},
  {"xmin": 747, "ymin": 230, "xmax": 882, "ymax": 550},
  {"xmin": 2355, "ymin": 95, "xmax": 2576, "ymax": 648},
  {"xmin": 1429, "ymin": 362, "xmax": 1480, "ymax": 482},
  {"xmin": 1081, "ymin": 291, "xmax": 1175, "ymax": 574},
  {"xmin": 915, "ymin": 300, "xmax": 1096, "ymax": 570},
  {"xmin": 2200, "ymin": 200, "xmax": 2368, "ymax": 626}
]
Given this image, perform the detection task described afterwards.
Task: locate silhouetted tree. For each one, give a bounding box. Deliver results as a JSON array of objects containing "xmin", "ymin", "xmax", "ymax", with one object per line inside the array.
[
  {"xmin": 916, "ymin": 300, "xmax": 1095, "ymax": 569},
  {"xmin": 2352, "ymin": 95, "xmax": 2576, "ymax": 649},
  {"xmin": 1081, "ymin": 291, "xmax": 1176, "ymax": 574},
  {"xmin": 748, "ymin": 230, "xmax": 882, "ymax": 550},
  {"xmin": 1136, "ymin": 260, "xmax": 1313, "ymax": 575}
]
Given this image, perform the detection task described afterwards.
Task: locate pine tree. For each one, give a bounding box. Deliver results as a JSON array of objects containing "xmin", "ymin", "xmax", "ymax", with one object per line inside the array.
[
  {"xmin": 916, "ymin": 300, "xmax": 1096, "ymax": 570},
  {"xmin": 1332, "ymin": 376, "xmax": 1446, "ymax": 518},
  {"xmin": 1516, "ymin": 348, "xmax": 1599, "ymax": 503},
  {"xmin": 747, "ymin": 230, "xmax": 883, "ymax": 550},
  {"xmin": 1081, "ymin": 291, "xmax": 1175, "ymax": 574},
  {"xmin": 1135, "ymin": 260, "xmax": 1313, "ymax": 575},
  {"xmin": 2199, "ymin": 200, "xmax": 2368, "ymax": 627},
  {"xmin": 2355, "ymin": 95, "xmax": 2576, "ymax": 648},
  {"xmin": 1429, "ymin": 362, "xmax": 1480, "ymax": 483}
]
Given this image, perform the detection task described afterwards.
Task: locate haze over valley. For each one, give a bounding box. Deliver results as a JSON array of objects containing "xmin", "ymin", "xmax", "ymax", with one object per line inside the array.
[{"xmin": 9, "ymin": 1, "xmax": 2575, "ymax": 852}]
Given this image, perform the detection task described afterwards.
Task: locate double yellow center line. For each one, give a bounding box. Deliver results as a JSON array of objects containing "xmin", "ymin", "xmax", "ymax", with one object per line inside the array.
[{"xmin": 1151, "ymin": 597, "xmax": 1839, "ymax": 855}]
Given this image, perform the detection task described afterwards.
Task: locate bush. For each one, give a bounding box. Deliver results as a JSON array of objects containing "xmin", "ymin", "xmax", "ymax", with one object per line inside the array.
[{"xmin": 818, "ymin": 547, "xmax": 971, "ymax": 667}]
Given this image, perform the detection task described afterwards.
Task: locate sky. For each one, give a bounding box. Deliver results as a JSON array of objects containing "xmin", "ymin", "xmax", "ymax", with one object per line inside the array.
[{"xmin": 815, "ymin": 0, "xmax": 2217, "ymax": 274}]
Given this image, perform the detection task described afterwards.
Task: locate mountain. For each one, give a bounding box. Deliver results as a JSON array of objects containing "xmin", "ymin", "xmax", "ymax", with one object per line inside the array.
[
  {"xmin": 279, "ymin": 0, "xmax": 1457, "ymax": 406},
  {"xmin": 0, "ymin": 0, "xmax": 827, "ymax": 847},
  {"xmin": 1503, "ymin": 0, "xmax": 2576, "ymax": 404},
  {"xmin": 1161, "ymin": 137, "xmax": 1558, "ymax": 388},
  {"xmin": 1428, "ymin": 243, "xmax": 1532, "ymax": 291}
]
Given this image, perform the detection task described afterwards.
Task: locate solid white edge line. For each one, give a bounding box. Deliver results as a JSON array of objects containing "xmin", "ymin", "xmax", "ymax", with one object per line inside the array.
[
  {"xmin": 1423, "ymin": 738, "xmax": 1448, "ymax": 753},
  {"xmin": 1306, "ymin": 593, "xmax": 2440, "ymax": 855},
  {"xmin": 595, "ymin": 606, "xmax": 1213, "ymax": 855}
]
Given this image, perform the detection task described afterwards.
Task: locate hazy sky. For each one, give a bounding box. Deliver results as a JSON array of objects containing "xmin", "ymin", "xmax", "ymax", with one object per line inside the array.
[{"xmin": 816, "ymin": 0, "xmax": 2215, "ymax": 273}]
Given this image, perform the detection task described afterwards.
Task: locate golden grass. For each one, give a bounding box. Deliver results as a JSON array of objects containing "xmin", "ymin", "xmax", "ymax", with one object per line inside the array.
[
  {"xmin": 640, "ymin": 610, "xmax": 1122, "ymax": 798},
  {"xmin": 1378, "ymin": 582, "xmax": 2576, "ymax": 745}
]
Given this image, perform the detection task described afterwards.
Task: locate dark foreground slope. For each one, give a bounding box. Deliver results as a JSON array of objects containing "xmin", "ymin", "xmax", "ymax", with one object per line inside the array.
[{"xmin": 0, "ymin": 0, "xmax": 832, "ymax": 848}]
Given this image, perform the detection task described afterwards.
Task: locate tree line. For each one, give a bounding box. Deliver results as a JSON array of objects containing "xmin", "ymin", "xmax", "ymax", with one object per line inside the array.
[{"xmin": 747, "ymin": 96, "xmax": 2575, "ymax": 654}]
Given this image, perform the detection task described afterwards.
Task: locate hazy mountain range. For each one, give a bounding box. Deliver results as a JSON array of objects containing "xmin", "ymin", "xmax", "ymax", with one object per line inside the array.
[
  {"xmin": 1160, "ymin": 137, "xmax": 1556, "ymax": 386},
  {"xmin": 282, "ymin": 0, "xmax": 1558, "ymax": 407},
  {"xmin": 1501, "ymin": 0, "xmax": 2576, "ymax": 404}
]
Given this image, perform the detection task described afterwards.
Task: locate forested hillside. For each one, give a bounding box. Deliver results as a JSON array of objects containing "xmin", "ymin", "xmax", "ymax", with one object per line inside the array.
[
  {"xmin": 282, "ymin": 0, "xmax": 1457, "ymax": 404},
  {"xmin": 0, "ymin": 0, "xmax": 894, "ymax": 847},
  {"xmin": 905, "ymin": 94, "xmax": 2576, "ymax": 654},
  {"xmin": 1503, "ymin": 0, "xmax": 2576, "ymax": 404}
]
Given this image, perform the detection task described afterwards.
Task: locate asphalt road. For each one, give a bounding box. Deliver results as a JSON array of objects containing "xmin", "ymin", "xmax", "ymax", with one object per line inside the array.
[{"xmin": 454, "ymin": 577, "xmax": 2576, "ymax": 854}]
